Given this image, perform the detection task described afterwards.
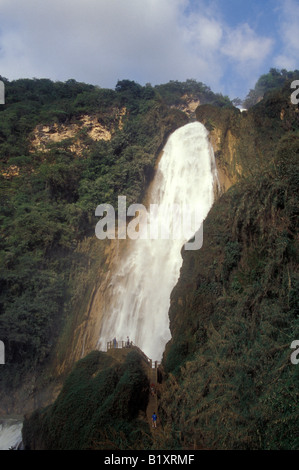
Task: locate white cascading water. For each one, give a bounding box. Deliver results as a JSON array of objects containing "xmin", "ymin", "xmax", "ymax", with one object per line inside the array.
[
  {"xmin": 97, "ymin": 122, "xmax": 218, "ymax": 360},
  {"xmin": 0, "ymin": 419, "xmax": 23, "ymax": 450}
]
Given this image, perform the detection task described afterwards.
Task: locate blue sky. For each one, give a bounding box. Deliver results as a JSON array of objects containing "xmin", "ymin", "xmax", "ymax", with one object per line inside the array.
[{"xmin": 0, "ymin": 0, "xmax": 298, "ymax": 99}]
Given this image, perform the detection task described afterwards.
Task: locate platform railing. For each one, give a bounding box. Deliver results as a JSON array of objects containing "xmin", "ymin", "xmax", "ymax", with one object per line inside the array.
[
  {"xmin": 106, "ymin": 339, "xmax": 160, "ymax": 369},
  {"xmin": 107, "ymin": 339, "xmax": 135, "ymax": 350}
]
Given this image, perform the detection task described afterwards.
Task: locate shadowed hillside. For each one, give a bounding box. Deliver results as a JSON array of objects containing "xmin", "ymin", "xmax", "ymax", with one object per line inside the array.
[
  {"xmin": 160, "ymin": 82, "xmax": 299, "ymax": 450},
  {"xmin": 1, "ymin": 72, "xmax": 298, "ymax": 450}
]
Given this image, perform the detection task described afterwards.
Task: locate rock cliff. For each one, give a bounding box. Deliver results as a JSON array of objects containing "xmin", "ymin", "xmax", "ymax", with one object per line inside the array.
[
  {"xmin": 159, "ymin": 84, "xmax": 299, "ymax": 449},
  {"xmin": 1, "ymin": 77, "xmax": 298, "ymax": 450}
]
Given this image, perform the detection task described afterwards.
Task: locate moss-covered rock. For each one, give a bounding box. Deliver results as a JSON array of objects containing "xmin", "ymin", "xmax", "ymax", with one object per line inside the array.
[{"xmin": 22, "ymin": 349, "xmax": 152, "ymax": 450}]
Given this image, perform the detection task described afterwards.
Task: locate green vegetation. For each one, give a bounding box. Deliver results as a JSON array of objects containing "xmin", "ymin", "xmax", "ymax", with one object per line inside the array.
[
  {"xmin": 161, "ymin": 85, "xmax": 299, "ymax": 450},
  {"xmin": 1, "ymin": 72, "xmax": 298, "ymax": 450},
  {"xmin": 0, "ymin": 77, "xmax": 225, "ymax": 393},
  {"xmin": 243, "ymin": 68, "xmax": 299, "ymax": 108},
  {"xmin": 197, "ymin": 72, "xmax": 299, "ymax": 186},
  {"xmin": 155, "ymin": 78, "xmax": 232, "ymax": 108},
  {"xmin": 22, "ymin": 350, "xmax": 151, "ymax": 450}
]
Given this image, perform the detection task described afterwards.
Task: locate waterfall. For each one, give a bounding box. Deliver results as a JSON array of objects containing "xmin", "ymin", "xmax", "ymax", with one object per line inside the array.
[
  {"xmin": 97, "ymin": 122, "xmax": 217, "ymax": 361},
  {"xmin": 0, "ymin": 419, "xmax": 23, "ymax": 450}
]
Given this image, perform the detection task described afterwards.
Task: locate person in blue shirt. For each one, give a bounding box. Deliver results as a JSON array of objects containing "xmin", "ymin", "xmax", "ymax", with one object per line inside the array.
[{"xmin": 152, "ymin": 412, "xmax": 157, "ymax": 428}]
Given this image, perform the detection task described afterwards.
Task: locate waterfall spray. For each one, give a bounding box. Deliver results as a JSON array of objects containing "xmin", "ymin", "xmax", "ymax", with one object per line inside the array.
[{"xmin": 97, "ymin": 122, "xmax": 217, "ymax": 360}]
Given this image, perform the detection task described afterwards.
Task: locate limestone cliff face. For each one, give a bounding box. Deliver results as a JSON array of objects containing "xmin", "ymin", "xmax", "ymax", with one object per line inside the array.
[
  {"xmin": 170, "ymin": 94, "xmax": 201, "ymax": 119},
  {"xmin": 53, "ymin": 236, "xmax": 131, "ymax": 377},
  {"xmin": 208, "ymin": 126, "xmax": 240, "ymax": 193},
  {"xmin": 1, "ymin": 164, "xmax": 20, "ymax": 179},
  {"xmin": 196, "ymin": 96, "xmax": 299, "ymax": 195},
  {"xmin": 30, "ymin": 108, "xmax": 126, "ymax": 154},
  {"xmin": 196, "ymin": 105, "xmax": 251, "ymax": 194}
]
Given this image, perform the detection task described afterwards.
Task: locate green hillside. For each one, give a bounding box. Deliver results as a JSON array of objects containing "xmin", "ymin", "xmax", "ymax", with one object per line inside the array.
[
  {"xmin": 161, "ymin": 82, "xmax": 299, "ymax": 450},
  {"xmin": 0, "ymin": 77, "xmax": 226, "ymax": 391},
  {"xmin": 1, "ymin": 72, "xmax": 298, "ymax": 450}
]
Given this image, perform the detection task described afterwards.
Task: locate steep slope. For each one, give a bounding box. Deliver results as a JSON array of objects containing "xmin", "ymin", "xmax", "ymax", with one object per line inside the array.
[
  {"xmin": 0, "ymin": 78, "xmax": 229, "ymax": 415},
  {"xmin": 2, "ymin": 74, "xmax": 298, "ymax": 451},
  {"xmin": 22, "ymin": 349, "xmax": 151, "ymax": 450},
  {"xmin": 159, "ymin": 83, "xmax": 299, "ymax": 450},
  {"xmin": 197, "ymin": 81, "xmax": 299, "ymax": 192}
]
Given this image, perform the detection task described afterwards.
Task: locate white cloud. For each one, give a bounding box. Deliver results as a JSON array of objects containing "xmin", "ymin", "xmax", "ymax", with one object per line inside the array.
[
  {"xmin": 0, "ymin": 0, "xmax": 275, "ymax": 97},
  {"xmin": 0, "ymin": 0, "xmax": 190, "ymax": 85},
  {"xmin": 186, "ymin": 15, "xmax": 223, "ymax": 51},
  {"xmin": 274, "ymin": 0, "xmax": 299, "ymax": 70},
  {"xmin": 221, "ymin": 23, "xmax": 273, "ymax": 64}
]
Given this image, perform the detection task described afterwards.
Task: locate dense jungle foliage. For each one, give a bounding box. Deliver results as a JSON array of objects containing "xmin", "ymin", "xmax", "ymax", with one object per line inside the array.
[
  {"xmin": 1, "ymin": 70, "xmax": 298, "ymax": 450},
  {"xmin": 161, "ymin": 81, "xmax": 299, "ymax": 450},
  {"xmin": 243, "ymin": 68, "xmax": 299, "ymax": 108},
  {"xmin": 0, "ymin": 77, "xmax": 230, "ymax": 390},
  {"xmin": 22, "ymin": 350, "xmax": 151, "ymax": 450}
]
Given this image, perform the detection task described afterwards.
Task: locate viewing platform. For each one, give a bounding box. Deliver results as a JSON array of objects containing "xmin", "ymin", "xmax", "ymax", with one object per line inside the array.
[
  {"xmin": 106, "ymin": 339, "xmax": 161, "ymax": 370},
  {"xmin": 105, "ymin": 338, "xmax": 162, "ymax": 436}
]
